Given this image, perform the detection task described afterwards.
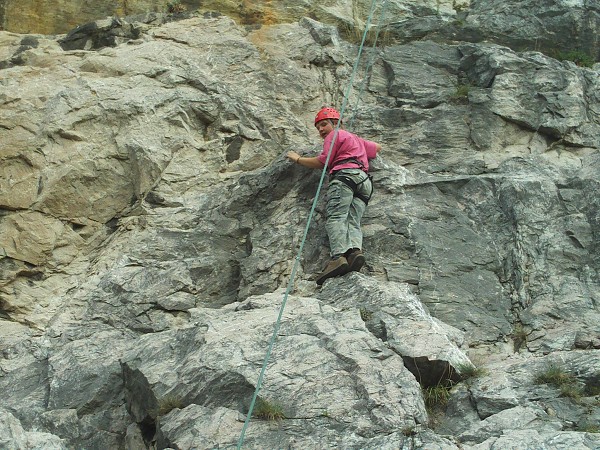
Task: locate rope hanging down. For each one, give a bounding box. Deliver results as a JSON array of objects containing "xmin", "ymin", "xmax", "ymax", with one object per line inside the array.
[
  {"xmin": 236, "ymin": 1, "xmax": 385, "ymax": 447},
  {"xmin": 348, "ymin": 0, "xmax": 389, "ymax": 131}
]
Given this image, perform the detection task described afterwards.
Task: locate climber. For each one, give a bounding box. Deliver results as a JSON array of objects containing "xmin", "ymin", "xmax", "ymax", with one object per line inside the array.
[{"xmin": 287, "ymin": 107, "xmax": 382, "ymax": 285}]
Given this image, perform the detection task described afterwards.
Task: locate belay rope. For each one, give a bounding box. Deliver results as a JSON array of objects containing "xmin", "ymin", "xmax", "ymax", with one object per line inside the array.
[
  {"xmin": 236, "ymin": 1, "xmax": 388, "ymax": 448},
  {"xmin": 348, "ymin": 0, "xmax": 390, "ymax": 131}
]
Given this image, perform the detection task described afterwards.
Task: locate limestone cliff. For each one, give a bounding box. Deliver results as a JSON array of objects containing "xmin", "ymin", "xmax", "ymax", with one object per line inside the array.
[
  {"xmin": 4, "ymin": 0, "xmax": 381, "ymax": 34},
  {"xmin": 1, "ymin": 1, "xmax": 599, "ymax": 449}
]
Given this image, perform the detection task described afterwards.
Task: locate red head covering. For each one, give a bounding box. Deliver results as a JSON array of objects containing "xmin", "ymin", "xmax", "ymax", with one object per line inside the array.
[{"xmin": 314, "ymin": 107, "xmax": 340, "ymax": 126}]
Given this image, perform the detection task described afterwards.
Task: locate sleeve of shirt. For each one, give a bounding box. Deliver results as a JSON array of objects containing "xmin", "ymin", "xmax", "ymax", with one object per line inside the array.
[{"xmin": 362, "ymin": 139, "xmax": 378, "ymax": 160}]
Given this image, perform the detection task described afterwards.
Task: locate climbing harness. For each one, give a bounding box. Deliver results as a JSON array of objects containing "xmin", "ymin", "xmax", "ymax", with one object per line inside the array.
[
  {"xmin": 330, "ymin": 157, "xmax": 374, "ymax": 205},
  {"xmin": 236, "ymin": 1, "xmax": 387, "ymax": 448},
  {"xmin": 331, "ymin": 171, "xmax": 373, "ymax": 205}
]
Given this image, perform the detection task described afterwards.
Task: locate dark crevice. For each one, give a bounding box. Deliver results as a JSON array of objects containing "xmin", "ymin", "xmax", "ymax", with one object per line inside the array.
[
  {"xmin": 139, "ymin": 417, "xmax": 157, "ymax": 444},
  {"xmin": 402, "ymin": 356, "xmax": 461, "ymax": 389}
]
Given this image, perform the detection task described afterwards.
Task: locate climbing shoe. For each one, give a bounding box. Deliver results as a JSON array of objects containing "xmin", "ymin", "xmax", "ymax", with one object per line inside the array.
[
  {"xmin": 346, "ymin": 249, "xmax": 365, "ymax": 272},
  {"xmin": 316, "ymin": 256, "xmax": 349, "ymax": 285}
]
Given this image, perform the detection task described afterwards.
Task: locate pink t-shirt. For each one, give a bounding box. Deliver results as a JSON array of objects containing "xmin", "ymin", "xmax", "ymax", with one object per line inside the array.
[{"xmin": 317, "ymin": 129, "xmax": 378, "ymax": 174}]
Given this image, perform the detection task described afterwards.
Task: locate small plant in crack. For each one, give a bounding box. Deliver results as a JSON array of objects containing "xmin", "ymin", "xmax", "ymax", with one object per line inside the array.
[
  {"xmin": 511, "ymin": 323, "xmax": 529, "ymax": 352},
  {"xmin": 450, "ymin": 83, "xmax": 470, "ymax": 103},
  {"xmin": 455, "ymin": 362, "xmax": 487, "ymax": 381},
  {"xmin": 339, "ymin": 22, "xmax": 392, "ymax": 48},
  {"xmin": 158, "ymin": 394, "xmax": 184, "ymax": 415},
  {"xmin": 559, "ymin": 383, "xmax": 584, "ymax": 400},
  {"xmin": 253, "ymin": 397, "xmax": 285, "ymax": 421},
  {"xmin": 402, "ymin": 425, "xmax": 417, "ymax": 436},
  {"xmin": 534, "ymin": 364, "xmax": 575, "ymax": 387},
  {"xmin": 577, "ymin": 422, "xmax": 600, "ymax": 433},
  {"xmin": 359, "ymin": 307, "xmax": 373, "ymax": 322},
  {"xmin": 534, "ymin": 363, "xmax": 584, "ymax": 400},
  {"xmin": 418, "ymin": 366, "xmax": 461, "ymax": 427},
  {"xmin": 552, "ymin": 49, "xmax": 596, "ymax": 68},
  {"xmin": 423, "ymin": 384, "xmax": 452, "ymax": 410},
  {"xmin": 166, "ymin": 0, "xmax": 186, "ymax": 14}
]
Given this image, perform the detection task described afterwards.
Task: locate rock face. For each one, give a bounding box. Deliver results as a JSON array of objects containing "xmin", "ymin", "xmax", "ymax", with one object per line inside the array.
[
  {"xmin": 0, "ymin": 2, "xmax": 599, "ymax": 450},
  {"xmin": 5, "ymin": 0, "xmax": 599, "ymax": 61},
  {"xmin": 2, "ymin": 0, "xmax": 409, "ymax": 34},
  {"xmin": 1, "ymin": 0, "xmax": 171, "ymax": 34}
]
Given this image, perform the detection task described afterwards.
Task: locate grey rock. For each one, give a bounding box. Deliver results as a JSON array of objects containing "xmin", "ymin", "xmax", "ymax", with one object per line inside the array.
[
  {"xmin": 0, "ymin": 332, "xmax": 50, "ymax": 425},
  {"xmin": 438, "ymin": 351, "xmax": 600, "ymax": 445},
  {"xmin": 386, "ymin": 0, "xmax": 600, "ymax": 64},
  {"xmin": 466, "ymin": 429, "xmax": 600, "ymax": 450},
  {"xmin": 459, "ymin": 43, "xmax": 600, "ymax": 147},
  {"xmin": 0, "ymin": 409, "xmax": 67, "ymax": 450},
  {"xmin": 47, "ymin": 331, "xmax": 128, "ymax": 414},
  {"xmin": 318, "ymin": 273, "xmax": 472, "ymax": 387},
  {"xmin": 462, "ymin": 0, "xmax": 600, "ymax": 59},
  {"xmin": 458, "ymin": 404, "xmax": 563, "ymax": 444},
  {"xmin": 38, "ymin": 409, "xmax": 80, "ymax": 442},
  {"xmin": 122, "ymin": 293, "xmax": 427, "ymax": 448}
]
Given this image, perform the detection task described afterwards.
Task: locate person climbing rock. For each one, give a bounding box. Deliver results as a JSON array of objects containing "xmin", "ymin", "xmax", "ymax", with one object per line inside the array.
[{"xmin": 287, "ymin": 107, "xmax": 382, "ymax": 285}]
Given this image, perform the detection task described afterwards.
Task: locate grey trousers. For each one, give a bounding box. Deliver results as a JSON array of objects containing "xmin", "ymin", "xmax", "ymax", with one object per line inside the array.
[{"xmin": 325, "ymin": 169, "xmax": 372, "ymax": 257}]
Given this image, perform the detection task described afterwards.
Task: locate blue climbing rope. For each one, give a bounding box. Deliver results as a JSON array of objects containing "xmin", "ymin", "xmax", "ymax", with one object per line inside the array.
[
  {"xmin": 236, "ymin": 1, "xmax": 384, "ymax": 447},
  {"xmin": 348, "ymin": 0, "xmax": 390, "ymax": 130}
]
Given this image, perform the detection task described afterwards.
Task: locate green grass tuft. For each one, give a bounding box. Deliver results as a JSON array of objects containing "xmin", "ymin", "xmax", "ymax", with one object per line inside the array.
[
  {"xmin": 166, "ymin": 0, "xmax": 186, "ymax": 14},
  {"xmin": 359, "ymin": 307, "xmax": 373, "ymax": 321},
  {"xmin": 158, "ymin": 395, "xmax": 184, "ymax": 415},
  {"xmin": 560, "ymin": 383, "xmax": 583, "ymax": 400},
  {"xmin": 511, "ymin": 323, "xmax": 529, "ymax": 352},
  {"xmin": 450, "ymin": 84, "xmax": 470, "ymax": 103},
  {"xmin": 456, "ymin": 363, "xmax": 487, "ymax": 380},
  {"xmin": 553, "ymin": 50, "xmax": 596, "ymax": 68},
  {"xmin": 578, "ymin": 423, "xmax": 600, "ymax": 433},
  {"xmin": 423, "ymin": 385, "xmax": 452, "ymax": 409},
  {"xmin": 534, "ymin": 364, "xmax": 575, "ymax": 387},
  {"xmin": 534, "ymin": 363, "xmax": 584, "ymax": 400},
  {"xmin": 253, "ymin": 397, "xmax": 285, "ymax": 421},
  {"xmin": 339, "ymin": 22, "xmax": 392, "ymax": 48},
  {"xmin": 402, "ymin": 425, "xmax": 417, "ymax": 436}
]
